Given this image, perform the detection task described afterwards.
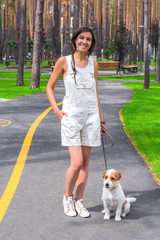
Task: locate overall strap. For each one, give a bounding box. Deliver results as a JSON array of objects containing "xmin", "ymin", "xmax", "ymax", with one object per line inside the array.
[
  {"xmin": 89, "ymin": 57, "xmax": 95, "ymax": 75},
  {"xmin": 65, "ymin": 55, "xmax": 73, "ymax": 73}
]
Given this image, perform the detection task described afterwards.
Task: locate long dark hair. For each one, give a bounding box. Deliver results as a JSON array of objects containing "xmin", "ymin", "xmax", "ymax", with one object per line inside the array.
[
  {"xmin": 71, "ymin": 26, "xmax": 96, "ymax": 56},
  {"xmin": 71, "ymin": 26, "xmax": 96, "ymax": 85}
]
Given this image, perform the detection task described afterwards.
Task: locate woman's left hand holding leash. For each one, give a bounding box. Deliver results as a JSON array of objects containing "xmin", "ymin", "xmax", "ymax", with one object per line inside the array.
[{"xmin": 101, "ymin": 121, "xmax": 106, "ymax": 136}]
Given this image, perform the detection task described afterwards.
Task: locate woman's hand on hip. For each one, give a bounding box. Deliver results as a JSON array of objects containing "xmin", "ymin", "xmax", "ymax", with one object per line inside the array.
[{"xmin": 54, "ymin": 108, "xmax": 68, "ymax": 121}]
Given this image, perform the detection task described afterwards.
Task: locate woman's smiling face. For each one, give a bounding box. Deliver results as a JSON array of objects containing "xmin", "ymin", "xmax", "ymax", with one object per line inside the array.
[{"xmin": 75, "ymin": 32, "xmax": 92, "ymax": 53}]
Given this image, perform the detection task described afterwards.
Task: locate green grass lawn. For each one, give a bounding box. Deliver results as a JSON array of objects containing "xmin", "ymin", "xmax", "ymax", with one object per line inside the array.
[
  {"xmin": 0, "ymin": 70, "xmax": 156, "ymax": 81},
  {"xmin": 0, "ymin": 71, "xmax": 51, "ymax": 80},
  {"xmin": 0, "ymin": 61, "xmax": 54, "ymax": 67},
  {"xmin": 0, "ymin": 71, "xmax": 157, "ymax": 99},
  {"xmin": 120, "ymin": 81, "xmax": 160, "ymax": 183},
  {"xmin": 0, "ymin": 79, "xmax": 48, "ymax": 99},
  {"xmin": 97, "ymin": 73, "xmax": 156, "ymax": 81}
]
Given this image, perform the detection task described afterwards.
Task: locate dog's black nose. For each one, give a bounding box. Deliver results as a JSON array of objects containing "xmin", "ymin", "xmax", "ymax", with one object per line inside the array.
[{"xmin": 105, "ymin": 183, "xmax": 109, "ymax": 188}]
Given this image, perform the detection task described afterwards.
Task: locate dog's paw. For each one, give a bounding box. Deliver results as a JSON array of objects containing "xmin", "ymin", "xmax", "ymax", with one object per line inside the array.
[
  {"xmin": 101, "ymin": 209, "xmax": 105, "ymax": 214},
  {"xmin": 121, "ymin": 213, "xmax": 126, "ymax": 217},
  {"xmin": 104, "ymin": 214, "xmax": 110, "ymax": 220},
  {"xmin": 115, "ymin": 216, "xmax": 121, "ymax": 221}
]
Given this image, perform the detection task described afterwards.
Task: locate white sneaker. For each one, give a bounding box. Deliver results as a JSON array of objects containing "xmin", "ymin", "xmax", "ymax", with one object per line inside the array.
[
  {"xmin": 63, "ymin": 195, "xmax": 77, "ymax": 217},
  {"xmin": 75, "ymin": 199, "xmax": 90, "ymax": 218}
]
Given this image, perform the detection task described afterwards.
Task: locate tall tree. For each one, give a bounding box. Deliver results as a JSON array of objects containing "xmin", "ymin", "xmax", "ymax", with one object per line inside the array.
[
  {"xmin": 73, "ymin": 0, "xmax": 79, "ymax": 32},
  {"xmin": 52, "ymin": 0, "xmax": 61, "ymax": 62},
  {"xmin": 5, "ymin": 0, "xmax": 9, "ymax": 61},
  {"xmin": 30, "ymin": 0, "xmax": 44, "ymax": 89},
  {"xmin": 89, "ymin": 0, "xmax": 94, "ymax": 28},
  {"xmin": 15, "ymin": 0, "xmax": 21, "ymax": 63},
  {"xmin": 155, "ymin": 8, "xmax": 160, "ymax": 83},
  {"xmin": 79, "ymin": 0, "xmax": 83, "ymax": 27},
  {"xmin": 118, "ymin": 0, "xmax": 128, "ymax": 65},
  {"xmin": 103, "ymin": 0, "xmax": 109, "ymax": 51},
  {"xmin": 95, "ymin": 0, "xmax": 102, "ymax": 58},
  {"xmin": 82, "ymin": 0, "xmax": 87, "ymax": 26},
  {"xmin": 119, "ymin": 0, "xmax": 123, "ymax": 30},
  {"xmin": 28, "ymin": 0, "xmax": 37, "ymax": 40},
  {"xmin": 114, "ymin": 0, "xmax": 118, "ymax": 35},
  {"xmin": 133, "ymin": 0, "xmax": 138, "ymax": 64},
  {"xmin": 0, "ymin": 0, "xmax": 5, "ymax": 62},
  {"xmin": 63, "ymin": 0, "xmax": 70, "ymax": 56},
  {"xmin": 144, "ymin": 0, "xmax": 150, "ymax": 89},
  {"xmin": 17, "ymin": 0, "xmax": 27, "ymax": 86}
]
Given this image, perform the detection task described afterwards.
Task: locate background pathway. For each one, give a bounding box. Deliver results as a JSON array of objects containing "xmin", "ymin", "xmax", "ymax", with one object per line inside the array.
[{"xmin": 0, "ymin": 80, "xmax": 160, "ymax": 240}]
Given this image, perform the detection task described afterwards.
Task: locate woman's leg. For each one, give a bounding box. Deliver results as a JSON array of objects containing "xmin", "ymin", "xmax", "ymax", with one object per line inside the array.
[
  {"xmin": 65, "ymin": 146, "xmax": 83, "ymax": 197},
  {"xmin": 75, "ymin": 146, "xmax": 92, "ymax": 200}
]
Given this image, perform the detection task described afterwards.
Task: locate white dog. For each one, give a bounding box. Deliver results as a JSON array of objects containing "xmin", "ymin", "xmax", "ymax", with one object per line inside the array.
[{"xmin": 102, "ymin": 169, "xmax": 136, "ymax": 221}]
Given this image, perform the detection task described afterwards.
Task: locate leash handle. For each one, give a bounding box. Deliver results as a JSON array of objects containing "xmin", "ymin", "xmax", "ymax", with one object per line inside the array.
[{"xmin": 101, "ymin": 124, "xmax": 114, "ymax": 147}]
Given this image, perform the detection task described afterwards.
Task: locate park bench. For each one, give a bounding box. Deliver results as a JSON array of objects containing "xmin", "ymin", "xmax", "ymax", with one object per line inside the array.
[
  {"xmin": 98, "ymin": 61, "xmax": 120, "ymax": 73},
  {"xmin": 51, "ymin": 61, "xmax": 120, "ymax": 73},
  {"xmin": 120, "ymin": 64, "xmax": 138, "ymax": 73},
  {"xmin": 5, "ymin": 59, "xmax": 17, "ymax": 66}
]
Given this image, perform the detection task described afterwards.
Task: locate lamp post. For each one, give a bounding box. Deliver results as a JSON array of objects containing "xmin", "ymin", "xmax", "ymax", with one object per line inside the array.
[{"xmin": 139, "ymin": 25, "xmax": 144, "ymax": 72}]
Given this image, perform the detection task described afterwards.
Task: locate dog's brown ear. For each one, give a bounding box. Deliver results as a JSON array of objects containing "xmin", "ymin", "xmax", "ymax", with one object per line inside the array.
[
  {"xmin": 115, "ymin": 171, "xmax": 122, "ymax": 180},
  {"xmin": 103, "ymin": 170, "xmax": 108, "ymax": 179}
]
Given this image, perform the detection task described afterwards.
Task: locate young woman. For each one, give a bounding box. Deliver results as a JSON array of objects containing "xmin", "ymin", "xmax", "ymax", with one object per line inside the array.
[{"xmin": 47, "ymin": 26, "xmax": 105, "ymax": 218}]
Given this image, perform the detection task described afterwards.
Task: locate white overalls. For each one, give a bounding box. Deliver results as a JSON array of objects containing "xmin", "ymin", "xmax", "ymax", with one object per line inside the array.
[{"xmin": 61, "ymin": 55, "xmax": 101, "ymax": 147}]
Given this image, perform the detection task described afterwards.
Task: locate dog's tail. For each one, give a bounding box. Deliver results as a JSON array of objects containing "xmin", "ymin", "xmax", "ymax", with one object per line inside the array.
[{"xmin": 127, "ymin": 197, "xmax": 136, "ymax": 203}]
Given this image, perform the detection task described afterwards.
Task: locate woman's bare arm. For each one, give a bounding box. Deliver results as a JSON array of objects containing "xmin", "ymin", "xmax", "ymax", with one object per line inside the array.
[{"xmin": 46, "ymin": 56, "xmax": 68, "ymax": 121}]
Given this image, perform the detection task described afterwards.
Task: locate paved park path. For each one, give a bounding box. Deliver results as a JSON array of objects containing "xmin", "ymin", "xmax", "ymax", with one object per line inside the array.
[{"xmin": 0, "ymin": 80, "xmax": 160, "ymax": 240}]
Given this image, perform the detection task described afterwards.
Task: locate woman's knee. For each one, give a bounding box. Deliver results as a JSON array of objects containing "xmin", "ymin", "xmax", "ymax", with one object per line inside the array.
[{"xmin": 71, "ymin": 158, "xmax": 83, "ymax": 172}]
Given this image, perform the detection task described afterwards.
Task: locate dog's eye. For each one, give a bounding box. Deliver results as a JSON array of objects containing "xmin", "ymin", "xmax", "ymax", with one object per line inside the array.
[
  {"xmin": 111, "ymin": 177, "xmax": 115, "ymax": 180},
  {"xmin": 105, "ymin": 176, "xmax": 108, "ymax": 179}
]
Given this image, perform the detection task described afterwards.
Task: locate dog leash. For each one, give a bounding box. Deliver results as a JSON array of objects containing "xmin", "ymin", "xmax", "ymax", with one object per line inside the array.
[{"xmin": 101, "ymin": 124, "xmax": 114, "ymax": 169}]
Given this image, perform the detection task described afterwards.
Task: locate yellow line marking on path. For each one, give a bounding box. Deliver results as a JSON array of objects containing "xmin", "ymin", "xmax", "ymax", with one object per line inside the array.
[
  {"xmin": 0, "ymin": 119, "xmax": 11, "ymax": 127},
  {"xmin": 0, "ymin": 102, "xmax": 62, "ymax": 223}
]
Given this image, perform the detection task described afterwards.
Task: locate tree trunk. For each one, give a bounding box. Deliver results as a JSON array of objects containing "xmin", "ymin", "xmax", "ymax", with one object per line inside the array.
[
  {"xmin": 133, "ymin": 0, "xmax": 137, "ymax": 64},
  {"xmin": 141, "ymin": 0, "xmax": 144, "ymax": 61},
  {"xmin": 63, "ymin": 0, "xmax": 70, "ymax": 56},
  {"xmin": 103, "ymin": 0, "xmax": 109, "ymax": 51},
  {"xmin": 95, "ymin": 0, "xmax": 102, "ymax": 58},
  {"xmin": 144, "ymin": 0, "xmax": 150, "ymax": 89},
  {"xmin": 114, "ymin": 0, "xmax": 118, "ymax": 36},
  {"xmin": 5, "ymin": 0, "xmax": 9, "ymax": 62},
  {"xmin": 119, "ymin": 0, "xmax": 123, "ymax": 30},
  {"xmin": 119, "ymin": 0, "xmax": 125, "ymax": 65},
  {"xmin": 52, "ymin": 0, "xmax": 61, "ymax": 62},
  {"xmin": 82, "ymin": 0, "xmax": 87, "ymax": 26},
  {"xmin": 32, "ymin": 0, "xmax": 37, "ymax": 42},
  {"xmin": 89, "ymin": 0, "xmax": 94, "ymax": 28},
  {"xmin": 79, "ymin": 0, "xmax": 83, "ymax": 27},
  {"xmin": 86, "ymin": 0, "xmax": 89, "ymax": 26},
  {"xmin": 73, "ymin": 0, "xmax": 79, "ymax": 32},
  {"xmin": 0, "ymin": 0, "xmax": 5, "ymax": 62},
  {"xmin": 155, "ymin": 9, "xmax": 160, "ymax": 83},
  {"xmin": 15, "ymin": 0, "xmax": 21, "ymax": 63},
  {"xmin": 30, "ymin": 0, "xmax": 44, "ymax": 89},
  {"xmin": 17, "ymin": 0, "xmax": 27, "ymax": 86}
]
